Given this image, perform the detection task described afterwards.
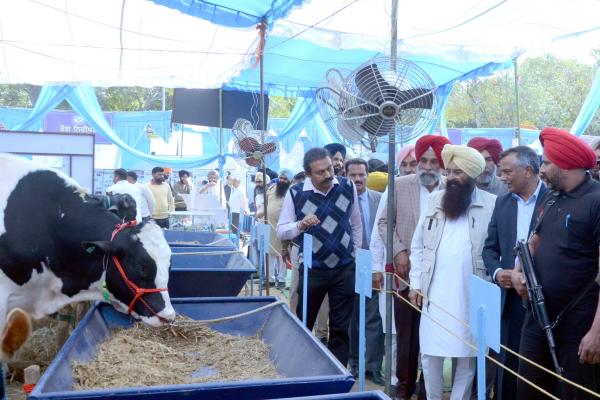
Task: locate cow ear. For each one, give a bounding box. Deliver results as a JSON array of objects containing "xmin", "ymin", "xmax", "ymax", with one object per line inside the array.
[{"xmin": 81, "ymin": 241, "xmax": 114, "ymax": 255}]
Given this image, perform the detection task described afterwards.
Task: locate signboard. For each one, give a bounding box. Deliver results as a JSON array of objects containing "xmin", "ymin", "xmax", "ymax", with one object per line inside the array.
[{"xmin": 44, "ymin": 112, "xmax": 113, "ymax": 144}]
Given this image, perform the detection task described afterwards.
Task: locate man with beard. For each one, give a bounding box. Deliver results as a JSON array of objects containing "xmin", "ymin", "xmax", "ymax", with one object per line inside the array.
[
  {"xmin": 482, "ymin": 146, "xmax": 546, "ymax": 400},
  {"xmin": 148, "ymin": 166, "xmax": 174, "ymax": 228},
  {"xmin": 254, "ymin": 172, "xmax": 266, "ymax": 220},
  {"xmin": 397, "ymin": 144, "xmax": 417, "ymax": 176},
  {"xmin": 325, "ymin": 143, "xmax": 347, "ymax": 176},
  {"xmin": 266, "ymin": 169, "xmax": 293, "ymax": 289},
  {"xmin": 346, "ymin": 158, "xmax": 384, "ymax": 385},
  {"xmin": 512, "ymin": 127, "xmax": 600, "ymax": 400},
  {"xmin": 378, "ymin": 134, "xmax": 450, "ymax": 400},
  {"xmin": 467, "ymin": 137, "xmax": 508, "ymax": 196},
  {"xmin": 277, "ymin": 147, "xmax": 362, "ymax": 365},
  {"xmin": 409, "ymin": 145, "xmax": 495, "ymax": 400}
]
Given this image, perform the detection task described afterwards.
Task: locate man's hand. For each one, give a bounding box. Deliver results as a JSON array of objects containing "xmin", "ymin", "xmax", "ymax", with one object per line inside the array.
[
  {"xmin": 372, "ymin": 272, "xmax": 384, "ymax": 290},
  {"xmin": 408, "ymin": 290, "xmax": 422, "ymax": 309},
  {"xmin": 394, "ymin": 251, "xmax": 410, "ymax": 280},
  {"xmin": 299, "ymin": 214, "xmax": 320, "ymax": 231},
  {"xmin": 496, "ymin": 269, "xmax": 514, "ymax": 289},
  {"xmin": 511, "ymin": 264, "xmax": 529, "ymax": 299},
  {"xmin": 579, "ymin": 328, "xmax": 600, "ymax": 364}
]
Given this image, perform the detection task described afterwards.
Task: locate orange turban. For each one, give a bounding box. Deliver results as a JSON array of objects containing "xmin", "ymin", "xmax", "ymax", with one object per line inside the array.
[
  {"xmin": 539, "ymin": 127, "xmax": 596, "ymax": 170},
  {"xmin": 415, "ymin": 135, "xmax": 452, "ymax": 168},
  {"xmin": 163, "ymin": 167, "xmax": 172, "ymax": 174},
  {"xmin": 467, "ymin": 137, "xmax": 503, "ymax": 164}
]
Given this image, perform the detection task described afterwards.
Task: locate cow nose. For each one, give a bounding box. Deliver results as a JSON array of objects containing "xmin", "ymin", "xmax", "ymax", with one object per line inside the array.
[{"xmin": 158, "ymin": 306, "xmax": 176, "ymax": 322}]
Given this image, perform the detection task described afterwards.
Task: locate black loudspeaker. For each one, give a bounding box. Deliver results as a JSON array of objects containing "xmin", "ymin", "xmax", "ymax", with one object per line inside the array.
[{"xmin": 172, "ymin": 88, "xmax": 269, "ymax": 129}]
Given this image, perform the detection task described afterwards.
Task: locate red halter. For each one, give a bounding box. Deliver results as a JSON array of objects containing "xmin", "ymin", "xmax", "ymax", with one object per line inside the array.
[{"xmin": 110, "ymin": 221, "xmax": 168, "ymax": 316}]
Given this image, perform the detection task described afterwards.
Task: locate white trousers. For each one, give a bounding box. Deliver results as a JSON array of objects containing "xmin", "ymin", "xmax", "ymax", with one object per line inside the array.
[
  {"xmin": 421, "ymin": 355, "xmax": 475, "ymax": 400},
  {"xmin": 267, "ymin": 255, "xmax": 287, "ymax": 283}
]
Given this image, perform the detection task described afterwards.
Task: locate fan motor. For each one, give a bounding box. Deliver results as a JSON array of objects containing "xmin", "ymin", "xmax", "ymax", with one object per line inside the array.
[
  {"xmin": 380, "ymin": 101, "xmax": 399, "ymax": 119},
  {"xmin": 252, "ymin": 150, "xmax": 263, "ymax": 160}
]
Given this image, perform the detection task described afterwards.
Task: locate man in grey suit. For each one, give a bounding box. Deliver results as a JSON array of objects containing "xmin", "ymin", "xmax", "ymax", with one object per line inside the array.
[{"xmin": 346, "ymin": 158, "xmax": 385, "ymax": 384}]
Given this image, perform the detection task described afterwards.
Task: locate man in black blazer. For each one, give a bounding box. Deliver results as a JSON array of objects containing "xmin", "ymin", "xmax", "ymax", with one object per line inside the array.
[{"xmin": 482, "ymin": 146, "xmax": 547, "ymax": 400}]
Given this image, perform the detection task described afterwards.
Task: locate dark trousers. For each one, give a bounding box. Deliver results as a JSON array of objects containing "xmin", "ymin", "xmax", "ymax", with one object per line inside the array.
[
  {"xmin": 395, "ymin": 288, "xmax": 426, "ymax": 400},
  {"xmin": 348, "ymin": 292, "xmax": 385, "ymax": 371},
  {"xmin": 0, "ymin": 364, "xmax": 4, "ymax": 400},
  {"xmin": 154, "ymin": 218, "xmax": 169, "ymax": 229},
  {"xmin": 496, "ymin": 293, "xmax": 526, "ymax": 400},
  {"xmin": 296, "ymin": 264, "xmax": 355, "ymax": 366},
  {"xmin": 517, "ymin": 315, "xmax": 600, "ymax": 400}
]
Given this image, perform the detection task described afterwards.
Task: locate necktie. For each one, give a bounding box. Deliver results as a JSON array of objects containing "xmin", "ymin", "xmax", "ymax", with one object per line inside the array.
[{"xmin": 359, "ymin": 196, "xmax": 369, "ymax": 249}]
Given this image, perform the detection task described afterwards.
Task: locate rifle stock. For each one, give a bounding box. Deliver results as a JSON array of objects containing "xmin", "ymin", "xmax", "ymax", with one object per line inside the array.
[{"xmin": 515, "ymin": 239, "xmax": 564, "ymax": 376}]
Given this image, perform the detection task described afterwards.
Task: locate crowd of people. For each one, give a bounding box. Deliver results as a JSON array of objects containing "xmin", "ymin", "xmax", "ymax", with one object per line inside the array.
[
  {"xmin": 273, "ymin": 128, "xmax": 600, "ymax": 400},
  {"xmin": 103, "ymin": 127, "xmax": 600, "ymax": 400}
]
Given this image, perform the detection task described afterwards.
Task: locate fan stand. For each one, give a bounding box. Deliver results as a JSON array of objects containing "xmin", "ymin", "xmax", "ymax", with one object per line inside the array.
[{"xmin": 384, "ymin": 0, "xmax": 399, "ymax": 395}]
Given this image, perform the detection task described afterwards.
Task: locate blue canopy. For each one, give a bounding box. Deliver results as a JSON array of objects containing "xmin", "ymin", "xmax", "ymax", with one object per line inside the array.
[
  {"xmin": 225, "ymin": 36, "xmax": 513, "ymax": 97},
  {"xmin": 149, "ymin": 0, "xmax": 306, "ymax": 27}
]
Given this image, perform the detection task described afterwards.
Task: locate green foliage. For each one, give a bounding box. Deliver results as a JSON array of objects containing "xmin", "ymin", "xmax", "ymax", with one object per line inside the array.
[
  {"xmin": 95, "ymin": 87, "xmax": 173, "ymax": 111},
  {"xmin": 268, "ymin": 96, "xmax": 296, "ymax": 118},
  {"xmin": 446, "ymin": 54, "xmax": 600, "ymax": 135}
]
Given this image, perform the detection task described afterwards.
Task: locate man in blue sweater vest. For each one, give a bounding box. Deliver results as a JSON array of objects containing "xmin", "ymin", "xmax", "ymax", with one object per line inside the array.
[{"xmin": 278, "ymin": 147, "xmax": 363, "ymax": 365}]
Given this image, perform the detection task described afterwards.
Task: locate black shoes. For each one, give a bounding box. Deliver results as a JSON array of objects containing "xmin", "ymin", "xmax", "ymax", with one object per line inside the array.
[
  {"xmin": 276, "ymin": 282, "xmax": 286, "ymax": 289},
  {"xmin": 348, "ymin": 366, "xmax": 385, "ymax": 386}
]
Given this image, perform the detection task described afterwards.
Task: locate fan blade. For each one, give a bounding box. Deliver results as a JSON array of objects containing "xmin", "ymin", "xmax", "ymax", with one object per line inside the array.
[
  {"xmin": 360, "ymin": 115, "xmax": 396, "ymax": 137},
  {"xmin": 397, "ymin": 88, "xmax": 434, "ymax": 110},
  {"xmin": 239, "ymin": 137, "xmax": 260, "ymax": 153},
  {"xmin": 260, "ymin": 142, "xmax": 277, "ymax": 155},
  {"xmin": 355, "ymin": 64, "xmax": 399, "ymax": 106}
]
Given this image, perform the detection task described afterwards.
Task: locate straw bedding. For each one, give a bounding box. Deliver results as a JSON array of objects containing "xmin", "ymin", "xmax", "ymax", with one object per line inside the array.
[{"xmin": 72, "ymin": 317, "xmax": 279, "ymax": 390}]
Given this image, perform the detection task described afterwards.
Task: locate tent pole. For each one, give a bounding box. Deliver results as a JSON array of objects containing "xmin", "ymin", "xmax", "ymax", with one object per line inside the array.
[
  {"xmin": 385, "ymin": 0, "xmax": 398, "ymax": 396},
  {"xmin": 219, "ymin": 88, "xmax": 224, "ymax": 204},
  {"xmin": 162, "ymin": 87, "xmax": 166, "ymax": 111},
  {"xmin": 259, "ymin": 18, "xmax": 269, "ymax": 296},
  {"xmin": 514, "ymin": 57, "xmax": 522, "ymax": 145}
]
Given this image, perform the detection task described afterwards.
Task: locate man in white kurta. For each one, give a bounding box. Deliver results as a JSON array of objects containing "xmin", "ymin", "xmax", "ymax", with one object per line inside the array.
[{"xmin": 408, "ymin": 145, "xmax": 496, "ymax": 400}]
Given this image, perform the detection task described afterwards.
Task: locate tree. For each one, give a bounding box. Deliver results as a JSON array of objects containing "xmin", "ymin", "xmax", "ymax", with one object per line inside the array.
[
  {"xmin": 446, "ymin": 54, "xmax": 600, "ymax": 135},
  {"xmin": 268, "ymin": 96, "xmax": 296, "ymax": 118},
  {"xmin": 95, "ymin": 87, "xmax": 173, "ymax": 111}
]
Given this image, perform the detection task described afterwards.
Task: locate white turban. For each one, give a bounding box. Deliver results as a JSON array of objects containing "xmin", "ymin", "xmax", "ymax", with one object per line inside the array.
[{"xmin": 441, "ymin": 145, "xmax": 485, "ymax": 179}]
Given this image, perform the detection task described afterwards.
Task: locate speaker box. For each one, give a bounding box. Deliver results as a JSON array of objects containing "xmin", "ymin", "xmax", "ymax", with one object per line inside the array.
[{"xmin": 172, "ymin": 88, "xmax": 269, "ymax": 129}]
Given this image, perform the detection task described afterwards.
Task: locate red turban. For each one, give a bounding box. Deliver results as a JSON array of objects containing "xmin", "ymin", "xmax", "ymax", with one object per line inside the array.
[
  {"xmin": 539, "ymin": 127, "xmax": 596, "ymax": 170},
  {"xmin": 467, "ymin": 137, "xmax": 503, "ymax": 164},
  {"xmin": 415, "ymin": 135, "xmax": 452, "ymax": 168}
]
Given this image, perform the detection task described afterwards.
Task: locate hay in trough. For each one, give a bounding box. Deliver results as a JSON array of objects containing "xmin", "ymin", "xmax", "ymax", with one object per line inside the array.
[{"xmin": 72, "ymin": 316, "xmax": 279, "ymax": 390}]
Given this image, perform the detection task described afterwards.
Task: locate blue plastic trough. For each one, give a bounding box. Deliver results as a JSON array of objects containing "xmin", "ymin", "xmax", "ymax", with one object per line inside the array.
[
  {"xmin": 169, "ymin": 250, "xmax": 255, "ymax": 297},
  {"xmin": 278, "ymin": 391, "xmax": 391, "ymax": 400},
  {"xmin": 163, "ymin": 230, "xmax": 234, "ymax": 248},
  {"xmin": 30, "ymin": 297, "xmax": 354, "ymax": 400}
]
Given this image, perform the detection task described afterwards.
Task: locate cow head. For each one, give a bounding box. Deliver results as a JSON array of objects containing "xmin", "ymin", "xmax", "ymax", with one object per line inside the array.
[{"xmin": 82, "ymin": 221, "xmax": 175, "ymax": 326}]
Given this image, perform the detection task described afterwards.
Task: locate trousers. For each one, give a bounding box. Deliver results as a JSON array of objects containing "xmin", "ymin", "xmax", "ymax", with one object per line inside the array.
[
  {"xmin": 423, "ymin": 355, "xmax": 475, "ymax": 400},
  {"xmin": 348, "ymin": 292, "xmax": 385, "ymax": 371},
  {"xmin": 296, "ymin": 263, "xmax": 355, "ymax": 365}
]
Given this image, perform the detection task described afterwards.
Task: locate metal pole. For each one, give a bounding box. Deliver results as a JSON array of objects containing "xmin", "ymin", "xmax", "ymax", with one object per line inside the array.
[
  {"xmin": 385, "ymin": 0, "xmax": 398, "ymax": 395},
  {"xmin": 259, "ymin": 19, "xmax": 269, "ymax": 296},
  {"xmin": 219, "ymin": 88, "xmax": 224, "ymax": 204},
  {"xmin": 514, "ymin": 57, "xmax": 522, "ymax": 145},
  {"xmin": 162, "ymin": 87, "xmax": 166, "ymax": 111}
]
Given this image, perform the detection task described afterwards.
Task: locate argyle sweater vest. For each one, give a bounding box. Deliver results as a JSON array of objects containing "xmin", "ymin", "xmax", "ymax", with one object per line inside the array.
[{"xmin": 290, "ymin": 177, "xmax": 355, "ymax": 269}]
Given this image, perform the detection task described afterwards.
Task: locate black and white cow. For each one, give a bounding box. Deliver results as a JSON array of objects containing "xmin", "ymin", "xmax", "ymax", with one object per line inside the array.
[{"xmin": 0, "ymin": 154, "xmax": 175, "ymax": 360}]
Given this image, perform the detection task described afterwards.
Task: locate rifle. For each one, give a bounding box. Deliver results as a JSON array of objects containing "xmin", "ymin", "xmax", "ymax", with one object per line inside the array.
[{"xmin": 515, "ymin": 239, "xmax": 564, "ymax": 376}]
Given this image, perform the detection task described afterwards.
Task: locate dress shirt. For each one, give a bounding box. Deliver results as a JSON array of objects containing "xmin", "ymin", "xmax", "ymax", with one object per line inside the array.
[
  {"xmin": 419, "ymin": 181, "xmax": 441, "ymax": 218},
  {"xmin": 493, "ymin": 179, "xmax": 542, "ymax": 282},
  {"xmin": 277, "ymin": 177, "xmax": 362, "ymax": 247},
  {"xmin": 358, "ymin": 190, "xmax": 370, "ymax": 248},
  {"xmin": 136, "ymin": 182, "xmax": 155, "ymax": 218}
]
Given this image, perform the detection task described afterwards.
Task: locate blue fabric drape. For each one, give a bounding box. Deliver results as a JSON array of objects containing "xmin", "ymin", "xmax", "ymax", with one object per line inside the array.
[
  {"xmin": 0, "ymin": 107, "xmax": 41, "ymax": 130},
  {"xmin": 272, "ymin": 97, "xmax": 320, "ymax": 152},
  {"xmin": 112, "ymin": 111, "xmax": 171, "ymax": 168},
  {"xmin": 15, "ymin": 85, "xmax": 222, "ymax": 169},
  {"xmin": 149, "ymin": 0, "xmax": 306, "ymax": 27},
  {"xmin": 571, "ymin": 69, "xmax": 600, "ymax": 135}
]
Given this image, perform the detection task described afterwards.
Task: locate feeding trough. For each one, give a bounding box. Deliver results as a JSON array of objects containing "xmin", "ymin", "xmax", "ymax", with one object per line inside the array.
[
  {"xmin": 169, "ymin": 250, "xmax": 254, "ymax": 298},
  {"xmin": 30, "ymin": 297, "xmax": 354, "ymax": 400},
  {"xmin": 277, "ymin": 391, "xmax": 391, "ymax": 400},
  {"xmin": 163, "ymin": 230, "xmax": 235, "ymax": 249}
]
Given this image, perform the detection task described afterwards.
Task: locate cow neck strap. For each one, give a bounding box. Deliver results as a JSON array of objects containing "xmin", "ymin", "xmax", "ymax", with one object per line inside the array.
[{"xmin": 110, "ymin": 221, "xmax": 168, "ymax": 315}]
